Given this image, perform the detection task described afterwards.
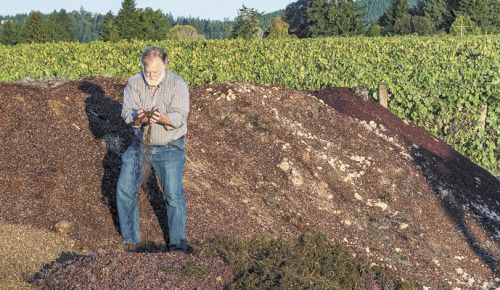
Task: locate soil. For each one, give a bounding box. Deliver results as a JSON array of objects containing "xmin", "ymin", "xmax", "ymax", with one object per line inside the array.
[{"xmin": 0, "ymin": 77, "xmax": 498, "ymax": 289}]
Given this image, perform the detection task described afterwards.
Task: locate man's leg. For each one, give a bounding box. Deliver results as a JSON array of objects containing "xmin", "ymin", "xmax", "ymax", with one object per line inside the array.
[
  {"xmin": 151, "ymin": 138, "xmax": 188, "ymax": 251},
  {"xmin": 116, "ymin": 143, "xmax": 143, "ymax": 244}
]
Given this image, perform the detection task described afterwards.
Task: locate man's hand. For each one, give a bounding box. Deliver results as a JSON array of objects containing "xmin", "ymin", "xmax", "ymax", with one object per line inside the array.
[
  {"xmin": 137, "ymin": 109, "xmax": 148, "ymax": 123},
  {"xmin": 132, "ymin": 109, "xmax": 148, "ymax": 128},
  {"xmin": 132, "ymin": 109, "xmax": 147, "ymax": 121},
  {"xmin": 150, "ymin": 110, "xmax": 171, "ymax": 126}
]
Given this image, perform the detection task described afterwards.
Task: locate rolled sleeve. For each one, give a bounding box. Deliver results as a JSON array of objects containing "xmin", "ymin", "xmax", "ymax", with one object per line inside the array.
[{"xmin": 164, "ymin": 80, "xmax": 189, "ymax": 130}]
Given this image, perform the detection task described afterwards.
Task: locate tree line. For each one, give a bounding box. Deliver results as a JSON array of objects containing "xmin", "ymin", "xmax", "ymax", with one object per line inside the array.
[
  {"xmin": 1, "ymin": 0, "xmax": 498, "ymax": 45},
  {"xmin": 284, "ymin": 0, "xmax": 499, "ymax": 37}
]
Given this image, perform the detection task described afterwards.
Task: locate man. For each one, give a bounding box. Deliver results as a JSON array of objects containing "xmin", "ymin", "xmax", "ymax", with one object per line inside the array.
[{"xmin": 116, "ymin": 45, "xmax": 191, "ymax": 253}]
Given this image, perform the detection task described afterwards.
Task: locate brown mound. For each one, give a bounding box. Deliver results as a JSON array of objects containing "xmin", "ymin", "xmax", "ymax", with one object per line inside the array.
[
  {"xmin": 31, "ymin": 250, "xmax": 232, "ymax": 289},
  {"xmin": 0, "ymin": 78, "xmax": 498, "ymax": 289}
]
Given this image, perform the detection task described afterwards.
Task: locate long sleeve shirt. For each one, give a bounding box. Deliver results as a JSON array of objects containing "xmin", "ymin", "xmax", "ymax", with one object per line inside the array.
[{"xmin": 121, "ymin": 70, "xmax": 189, "ymax": 145}]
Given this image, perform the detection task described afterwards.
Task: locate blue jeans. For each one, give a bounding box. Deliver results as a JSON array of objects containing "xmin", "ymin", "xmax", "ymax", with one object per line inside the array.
[{"xmin": 116, "ymin": 136, "xmax": 188, "ymax": 250}]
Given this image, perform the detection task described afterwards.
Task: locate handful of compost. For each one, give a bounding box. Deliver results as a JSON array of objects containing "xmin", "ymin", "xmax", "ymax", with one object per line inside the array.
[{"xmin": 133, "ymin": 108, "xmax": 159, "ymax": 129}]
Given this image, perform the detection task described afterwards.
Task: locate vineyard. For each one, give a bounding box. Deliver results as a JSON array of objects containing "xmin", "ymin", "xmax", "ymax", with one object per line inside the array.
[{"xmin": 0, "ymin": 36, "xmax": 498, "ymax": 171}]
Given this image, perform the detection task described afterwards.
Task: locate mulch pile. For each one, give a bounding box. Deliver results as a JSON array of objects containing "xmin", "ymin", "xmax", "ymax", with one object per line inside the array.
[{"xmin": 0, "ymin": 77, "xmax": 498, "ymax": 289}]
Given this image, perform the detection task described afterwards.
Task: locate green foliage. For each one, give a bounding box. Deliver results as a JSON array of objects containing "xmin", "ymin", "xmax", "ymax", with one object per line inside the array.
[
  {"xmin": 450, "ymin": 14, "xmax": 481, "ymax": 35},
  {"xmin": 327, "ymin": 0, "xmax": 366, "ymax": 36},
  {"xmin": 380, "ymin": 0, "xmax": 410, "ymax": 34},
  {"xmin": 231, "ymin": 5, "xmax": 264, "ymax": 39},
  {"xmin": 392, "ymin": 14, "xmax": 434, "ymax": 35},
  {"xmin": 424, "ymin": 0, "xmax": 451, "ymax": 32},
  {"xmin": 167, "ymin": 25, "xmax": 204, "ymax": 41},
  {"xmin": 0, "ymin": 8, "xmax": 229, "ymax": 43},
  {"xmin": 0, "ymin": 21, "xmax": 24, "ymax": 45},
  {"xmin": 411, "ymin": 15, "xmax": 434, "ymax": 35},
  {"xmin": 458, "ymin": 0, "xmax": 498, "ymax": 33},
  {"xmin": 262, "ymin": 11, "xmax": 284, "ymax": 32},
  {"xmin": 367, "ymin": 23, "xmax": 383, "ymax": 36},
  {"xmin": 174, "ymin": 16, "xmax": 230, "ymax": 39},
  {"xmin": 139, "ymin": 8, "xmax": 170, "ymax": 40},
  {"xmin": 0, "ymin": 36, "xmax": 498, "ymax": 171},
  {"xmin": 70, "ymin": 8, "xmax": 103, "ymax": 43},
  {"xmin": 48, "ymin": 9, "xmax": 77, "ymax": 42},
  {"xmin": 307, "ymin": 0, "xmax": 365, "ymax": 37},
  {"xmin": 115, "ymin": 0, "xmax": 142, "ymax": 40},
  {"xmin": 358, "ymin": 0, "xmax": 422, "ymax": 27},
  {"xmin": 307, "ymin": 0, "xmax": 329, "ymax": 37},
  {"xmin": 181, "ymin": 261, "xmax": 209, "ymax": 278},
  {"xmin": 267, "ymin": 16, "xmax": 289, "ymax": 39},
  {"xmin": 284, "ymin": 0, "xmax": 309, "ymax": 38},
  {"xmin": 100, "ymin": 11, "xmax": 119, "ymax": 42},
  {"xmin": 99, "ymin": 6, "xmax": 169, "ymax": 42},
  {"xmin": 196, "ymin": 232, "xmax": 418, "ymax": 289},
  {"xmin": 22, "ymin": 12, "xmax": 50, "ymax": 43}
]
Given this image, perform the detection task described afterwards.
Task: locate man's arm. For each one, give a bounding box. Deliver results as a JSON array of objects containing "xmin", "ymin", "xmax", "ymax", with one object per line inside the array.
[{"xmin": 121, "ymin": 81, "xmax": 143, "ymax": 124}]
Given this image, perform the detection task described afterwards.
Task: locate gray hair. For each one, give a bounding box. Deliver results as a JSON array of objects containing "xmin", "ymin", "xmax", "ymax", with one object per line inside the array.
[{"xmin": 141, "ymin": 45, "xmax": 168, "ymax": 67}]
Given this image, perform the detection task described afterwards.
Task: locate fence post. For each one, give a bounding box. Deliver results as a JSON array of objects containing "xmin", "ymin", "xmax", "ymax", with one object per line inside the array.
[
  {"xmin": 378, "ymin": 84, "xmax": 388, "ymax": 108},
  {"xmin": 479, "ymin": 105, "xmax": 487, "ymax": 130}
]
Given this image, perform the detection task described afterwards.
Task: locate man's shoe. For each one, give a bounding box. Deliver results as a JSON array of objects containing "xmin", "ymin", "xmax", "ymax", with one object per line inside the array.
[
  {"xmin": 124, "ymin": 242, "xmax": 139, "ymax": 252},
  {"xmin": 124, "ymin": 241, "xmax": 150, "ymax": 252},
  {"xmin": 169, "ymin": 245, "xmax": 193, "ymax": 255}
]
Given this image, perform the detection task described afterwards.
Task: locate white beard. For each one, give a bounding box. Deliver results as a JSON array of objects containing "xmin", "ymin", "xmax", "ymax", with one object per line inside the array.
[{"xmin": 144, "ymin": 70, "xmax": 166, "ymax": 87}]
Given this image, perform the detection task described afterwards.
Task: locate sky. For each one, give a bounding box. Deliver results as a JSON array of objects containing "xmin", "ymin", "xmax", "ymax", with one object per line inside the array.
[{"xmin": 0, "ymin": 0, "xmax": 295, "ymax": 20}]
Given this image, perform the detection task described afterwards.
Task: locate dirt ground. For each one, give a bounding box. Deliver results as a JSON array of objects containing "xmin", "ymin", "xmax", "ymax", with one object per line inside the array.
[{"xmin": 0, "ymin": 77, "xmax": 498, "ymax": 289}]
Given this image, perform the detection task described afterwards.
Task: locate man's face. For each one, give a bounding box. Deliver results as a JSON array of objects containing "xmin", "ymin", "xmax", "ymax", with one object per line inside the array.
[{"xmin": 144, "ymin": 57, "xmax": 165, "ymax": 86}]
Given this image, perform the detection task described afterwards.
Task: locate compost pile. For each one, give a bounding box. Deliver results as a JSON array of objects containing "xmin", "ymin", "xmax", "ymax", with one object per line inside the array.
[{"xmin": 0, "ymin": 77, "xmax": 498, "ymax": 289}]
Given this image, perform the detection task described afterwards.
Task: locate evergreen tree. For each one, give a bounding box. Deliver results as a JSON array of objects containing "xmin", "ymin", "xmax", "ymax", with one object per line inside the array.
[
  {"xmin": 357, "ymin": 0, "xmax": 423, "ymax": 27},
  {"xmin": 23, "ymin": 11, "xmax": 50, "ymax": 43},
  {"xmin": 267, "ymin": 16, "xmax": 289, "ymax": 38},
  {"xmin": 307, "ymin": 0, "xmax": 328, "ymax": 37},
  {"xmin": 70, "ymin": 8, "xmax": 99, "ymax": 42},
  {"xmin": 447, "ymin": 0, "xmax": 461, "ymax": 11},
  {"xmin": 92, "ymin": 13, "xmax": 105, "ymax": 39},
  {"xmin": 380, "ymin": 0, "xmax": 410, "ymax": 34},
  {"xmin": 491, "ymin": 0, "xmax": 500, "ymax": 33},
  {"xmin": 358, "ymin": 0, "xmax": 393, "ymax": 26},
  {"xmin": 424, "ymin": 0, "xmax": 450, "ymax": 31},
  {"xmin": 139, "ymin": 8, "xmax": 169, "ymax": 40},
  {"xmin": 326, "ymin": 0, "xmax": 365, "ymax": 35},
  {"xmin": 284, "ymin": 0, "xmax": 309, "ymax": 38},
  {"xmin": 48, "ymin": 9, "xmax": 77, "ymax": 41},
  {"xmin": 0, "ymin": 20, "xmax": 24, "ymax": 44},
  {"xmin": 115, "ymin": 0, "xmax": 142, "ymax": 39},
  {"xmin": 386, "ymin": 0, "xmax": 410, "ymax": 26},
  {"xmin": 100, "ymin": 11, "xmax": 120, "ymax": 42},
  {"xmin": 231, "ymin": 5, "xmax": 264, "ymax": 39},
  {"xmin": 458, "ymin": 0, "xmax": 495, "ymax": 33}
]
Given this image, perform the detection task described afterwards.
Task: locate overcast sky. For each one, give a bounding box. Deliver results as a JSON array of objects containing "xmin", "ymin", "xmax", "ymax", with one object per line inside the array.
[{"xmin": 0, "ymin": 0, "xmax": 295, "ymax": 20}]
